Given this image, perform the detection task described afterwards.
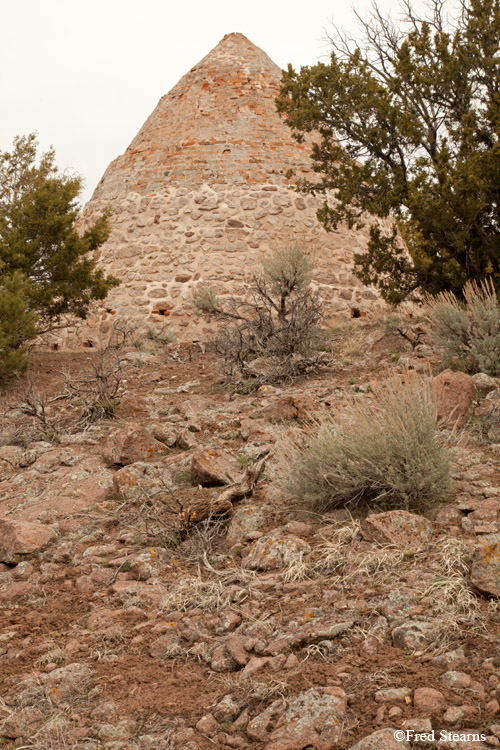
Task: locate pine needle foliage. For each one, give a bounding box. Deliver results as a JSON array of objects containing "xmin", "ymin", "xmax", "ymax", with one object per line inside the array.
[{"xmin": 0, "ymin": 271, "xmax": 38, "ymax": 378}]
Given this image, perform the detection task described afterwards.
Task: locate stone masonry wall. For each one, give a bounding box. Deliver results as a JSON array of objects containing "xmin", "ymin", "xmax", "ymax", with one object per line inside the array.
[
  {"xmin": 72, "ymin": 183, "xmax": 384, "ymax": 346},
  {"xmin": 57, "ymin": 33, "xmax": 389, "ymax": 348}
]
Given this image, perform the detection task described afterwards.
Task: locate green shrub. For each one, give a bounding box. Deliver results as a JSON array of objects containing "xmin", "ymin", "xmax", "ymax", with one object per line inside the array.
[
  {"xmin": 273, "ymin": 373, "xmax": 450, "ymax": 513},
  {"xmin": 0, "ymin": 134, "xmax": 118, "ymax": 331},
  {"xmin": 426, "ymin": 279, "xmax": 500, "ymax": 376},
  {"xmin": 0, "ymin": 271, "xmax": 38, "ymax": 380}
]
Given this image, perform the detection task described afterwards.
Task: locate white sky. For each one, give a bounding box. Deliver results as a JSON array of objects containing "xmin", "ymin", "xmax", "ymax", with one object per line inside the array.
[{"xmin": 1, "ymin": 0, "xmax": 407, "ymax": 205}]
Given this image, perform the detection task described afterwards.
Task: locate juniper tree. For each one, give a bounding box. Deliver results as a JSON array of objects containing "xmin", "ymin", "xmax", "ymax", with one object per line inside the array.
[
  {"xmin": 0, "ymin": 133, "xmax": 118, "ymax": 334},
  {"xmin": 0, "ymin": 271, "xmax": 38, "ymax": 378},
  {"xmin": 276, "ymin": 0, "xmax": 500, "ymax": 303},
  {"xmin": 0, "ymin": 134, "xmax": 119, "ymax": 377}
]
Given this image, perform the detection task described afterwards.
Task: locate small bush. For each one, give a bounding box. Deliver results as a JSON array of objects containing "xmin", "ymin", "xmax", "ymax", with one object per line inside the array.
[
  {"xmin": 146, "ymin": 325, "xmax": 176, "ymax": 345},
  {"xmin": 62, "ymin": 346, "xmax": 128, "ymax": 426},
  {"xmin": 11, "ymin": 376, "xmax": 62, "ymax": 442},
  {"xmin": 261, "ymin": 241, "xmax": 312, "ymax": 296},
  {"xmin": 426, "ymin": 279, "xmax": 500, "ymax": 376},
  {"xmin": 273, "ymin": 373, "xmax": 450, "ymax": 513},
  {"xmin": 195, "ymin": 244, "xmax": 326, "ymax": 384},
  {"xmin": 192, "ymin": 284, "xmax": 220, "ymax": 313}
]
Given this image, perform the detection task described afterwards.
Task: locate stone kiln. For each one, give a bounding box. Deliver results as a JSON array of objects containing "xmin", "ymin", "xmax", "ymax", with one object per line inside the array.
[{"xmin": 71, "ymin": 32, "xmax": 387, "ymax": 347}]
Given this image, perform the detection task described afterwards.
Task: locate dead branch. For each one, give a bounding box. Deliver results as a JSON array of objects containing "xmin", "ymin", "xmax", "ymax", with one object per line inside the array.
[
  {"xmin": 8, "ymin": 376, "xmax": 67, "ymax": 441},
  {"xmin": 62, "ymin": 346, "xmax": 129, "ymax": 427},
  {"xmin": 178, "ymin": 450, "xmax": 270, "ymax": 530}
]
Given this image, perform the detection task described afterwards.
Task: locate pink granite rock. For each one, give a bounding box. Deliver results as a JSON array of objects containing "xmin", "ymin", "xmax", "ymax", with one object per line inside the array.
[
  {"xmin": 361, "ymin": 510, "xmax": 433, "ymax": 552},
  {"xmin": 433, "ymin": 369, "xmax": 476, "ymax": 428}
]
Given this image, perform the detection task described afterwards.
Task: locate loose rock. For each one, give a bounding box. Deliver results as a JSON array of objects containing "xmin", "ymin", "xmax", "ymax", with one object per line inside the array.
[
  {"xmin": 361, "ymin": 510, "xmax": 433, "ymax": 552},
  {"xmin": 0, "ymin": 518, "xmax": 56, "ymax": 563},
  {"xmin": 264, "ymin": 687, "xmax": 347, "ymax": 750},
  {"xmin": 242, "ymin": 534, "xmax": 310, "ymax": 571},
  {"xmin": 104, "ymin": 424, "xmax": 168, "ymax": 465},
  {"xmin": 349, "ymin": 727, "xmax": 410, "ymax": 750},
  {"xmin": 470, "ymin": 534, "xmax": 500, "ymax": 597},
  {"xmin": 433, "ymin": 369, "xmax": 476, "ymax": 428}
]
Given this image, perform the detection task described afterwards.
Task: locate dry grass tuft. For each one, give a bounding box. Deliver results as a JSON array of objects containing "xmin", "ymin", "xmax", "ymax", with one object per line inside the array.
[
  {"xmin": 216, "ymin": 675, "xmax": 288, "ymax": 707},
  {"xmin": 350, "ymin": 547, "xmax": 406, "ymax": 584},
  {"xmin": 330, "ymin": 323, "xmax": 373, "ymax": 363},
  {"xmin": 159, "ymin": 572, "xmax": 235, "ymax": 614},
  {"xmin": 314, "ymin": 520, "xmax": 361, "ymax": 582},
  {"xmin": 36, "ymin": 647, "xmax": 68, "ymax": 667},
  {"xmin": 281, "ymin": 551, "xmax": 314, "ymax": 583},
  {"xmin": 315, "ymin": 520, "xmax": 407, "ymax": 585},
  {"xmin": 7, "ymin": 664, "xmax": 97, "ymax": 749},
  {"xmin": 422, "ymin": 537, "xmax": 497, "ymax": 652}
]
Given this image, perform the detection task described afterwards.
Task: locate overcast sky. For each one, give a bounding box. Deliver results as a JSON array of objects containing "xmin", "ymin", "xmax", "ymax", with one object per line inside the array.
[{"xmin": 2, "ymin": 0, "xmax": 408, "ymax": 205}]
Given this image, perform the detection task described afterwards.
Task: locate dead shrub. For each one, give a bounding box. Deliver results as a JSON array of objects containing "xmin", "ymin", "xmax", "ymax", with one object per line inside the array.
[
  {"xmin": 106, "ymin": 316, "xmax": 144, "ymax": 348},
  {"xmin": 273, "ymin": 373, "xmax": 450, "ymax": 513},
  {"xmin": 5, "ymin": 343, "xmax": 130, "ymax": 443},
  {"xmin": 146, "ymin": 324, "xmax": 176, "ymax": 346},
  {"xmin": 194, "ymin": 244, "xmax": 327, "ymax": 385},
  {"xmin": 0, "ymin": 425, "xmax": 33, "ymax": 448},
  {"xmin": 62, "ymin": 346, "xmax": 129, "ymax": 426},
  {"xmin": 8, "ymin": 375, "xmax": 66, "ymax": 442}
]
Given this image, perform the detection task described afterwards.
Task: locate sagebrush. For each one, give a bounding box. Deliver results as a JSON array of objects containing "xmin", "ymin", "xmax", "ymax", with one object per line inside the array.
[
  {"xmin": 273, "ymin": 373, "xmax": 450, "ymax": 513},
  {"xmin": 426, "ymin": 279, "xmax": 500, "ymax": 376}
]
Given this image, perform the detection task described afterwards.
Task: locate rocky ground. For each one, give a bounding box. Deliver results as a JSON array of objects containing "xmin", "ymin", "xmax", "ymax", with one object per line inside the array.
[{"xmin": 1, "ymin": 322, "xmax": 500, "ymax": 750}]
